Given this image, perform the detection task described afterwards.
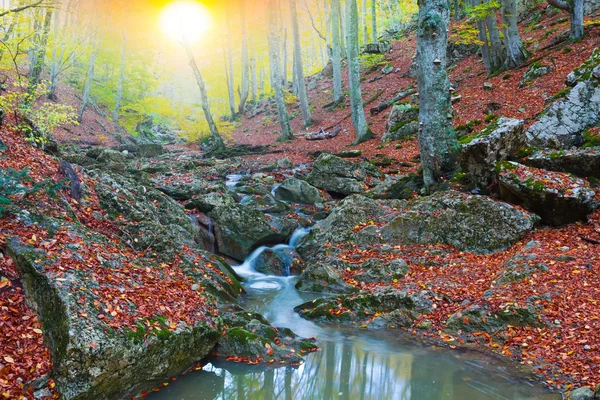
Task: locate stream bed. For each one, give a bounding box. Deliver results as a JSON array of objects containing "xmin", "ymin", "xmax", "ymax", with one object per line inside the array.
[{"xmin": 149, "ymin": 228, "xmax": 560, "ymax": 400}]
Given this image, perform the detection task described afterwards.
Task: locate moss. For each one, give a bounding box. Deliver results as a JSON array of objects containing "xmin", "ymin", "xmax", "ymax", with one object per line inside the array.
[
  {"xmin": 582, "ymin": 128, "xmax": 600, "ymax": 149},
  {"xmin": 496, "ymin": 161, "xmax": 518, "ymax": 174},
  {"xmin": 515, "ymin": 146, "xmax": 536, "ymax": 158},
  {"xmin": 225, "ymin": 327, "xmax": 265, "ymax": 346},
  {"xmin": 548, "ymin": 150, "xmax": 566, "ymax": 159},
  {"xmin": 463, "ymin": 66, "xmax": 473, "ymax": 73},
  {"xmin": 484, "ymin": 114, "xmax": 498, "ymax": 123},
  {"xmin": 502, "ymin": 73, "xmax": 512, "ymax": 80},
  {"xmin": 551, "ymin": 88, "xmax": 570, "ymax": 100},
  {"xmin": 389, "ymin": 118, "xmax": 417, "ymax": 134}
]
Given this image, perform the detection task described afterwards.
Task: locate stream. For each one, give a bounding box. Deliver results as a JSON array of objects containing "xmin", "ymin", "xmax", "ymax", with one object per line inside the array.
[{"xmin": 150, "ymin": 176, "xmax": 560, "ymax": 400}]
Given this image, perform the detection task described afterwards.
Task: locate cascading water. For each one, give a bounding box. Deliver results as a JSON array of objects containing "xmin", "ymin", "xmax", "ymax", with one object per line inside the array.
[{"xmin": 150, "ymin": 178, "xmax": 559, "ymax": 400}]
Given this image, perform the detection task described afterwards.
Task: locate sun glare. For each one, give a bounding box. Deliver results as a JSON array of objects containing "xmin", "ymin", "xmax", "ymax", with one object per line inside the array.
[{"xmin": 160, "ymin": 1, "xmax": 212, "ymax": 43}]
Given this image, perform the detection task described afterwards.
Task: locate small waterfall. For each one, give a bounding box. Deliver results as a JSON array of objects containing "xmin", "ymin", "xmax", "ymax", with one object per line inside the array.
[
  {"xmin": 233, "ymin": 227, "xmax": 311, "ymax": 279},
  {"xmin": 189, "ymin": 213, "xmax": 217, "ymax": 254},
  {"xmin": 225, "ymin": 174, "xmax": 243, "ymax": 190}
]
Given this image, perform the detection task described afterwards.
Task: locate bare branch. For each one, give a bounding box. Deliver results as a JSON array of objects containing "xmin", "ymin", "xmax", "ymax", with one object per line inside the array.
[
  {"xmin": 546, "ymin": 0, "xmax": 571, "ymax": 11},
  {"xmin": 303, "ymin": 0, "xmax": 327, "ymax": 41},
  {"xmin": 0, "ymin": 1, "xmax": 51, "ymax": 18}
]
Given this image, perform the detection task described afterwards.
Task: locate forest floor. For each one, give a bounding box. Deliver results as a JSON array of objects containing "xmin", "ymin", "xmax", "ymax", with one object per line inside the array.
[{"xmin": 2, "ymin": 4, "xmax": 600, "ymax": 400}]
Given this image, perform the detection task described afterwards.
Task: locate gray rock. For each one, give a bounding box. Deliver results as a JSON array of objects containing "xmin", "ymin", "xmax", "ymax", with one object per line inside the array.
[
  {"xmin": 362, "ymin": 41, "xmax": 392, "ymax": 54},
  {"xmin": 294, "ymin": 289, "xmax": 432, "ymax": 326},
  {"xmin": 379, "ymin": 191, "xmax": 539, "ymax": 253},
  {"xmin": 498, "ymin": 162, "xmax": 597, "ymax": 226},
  {"xmin": 295, "ymin": 263, "xmax": 357, "ymax": 294},
  {"xmin": 526, "ymin": 148, "xmax": 600, "ymax": 178},
  {"xmin": 527, "ymin": 81, "xmax": 600, "ymax": 148},
  {"xmin": 519, "ymin": 63, "xmax": 552, "ymax": 87},
  {"xmin": 186, "ymin": 191, "xmax": 236, "ymax": 213},
  {"xmin": 382, "ymin": 103, "xmax": 419, "ymax": 142},
  {"xmin": 307, "ymin": 154, "xmax": 384, "ymax": 196},
  {"xmin": 569, "ymin": 386, "xmax": 594, "ymax": 400},
  {"xmin": 493, "ymin": 241, "xmax": 548, "ymax": 285},
  {"xmin": 352, "ymin": 258, "xmax": 409, "ymax": 283},
  {"xmin": 446, "ymin": 304, "xmax": 542, "ymax": 334},
  {"xmin": 209, "ymin": 204, "xmax": 296, "ymax": 261},
  {"xmin": 241, "ymin": 193, "xmax": 289, "ymax": 213},
  {"xmin": 253, "ymin": 247, "xmax": 299, "ymax": 276},
  {"xmin": 365, "ymin": 174, "xmax": 421, "ymax": 200},
  {"xmin": 461, "ymin": 117, "xmax": 526, "ymax": 188},
  {"xmin": 274, "ymin": 178, "xmax": 325, "ymax": 204},
  {"xmin": 483, "ymin": 82, "xmax": 493, "ymax": 91}
]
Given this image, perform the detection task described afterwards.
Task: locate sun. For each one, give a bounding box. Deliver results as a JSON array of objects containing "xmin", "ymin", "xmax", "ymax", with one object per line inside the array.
[{"xmin": 160, "ymin": 1, "xmax": 212, "ymax": 43}]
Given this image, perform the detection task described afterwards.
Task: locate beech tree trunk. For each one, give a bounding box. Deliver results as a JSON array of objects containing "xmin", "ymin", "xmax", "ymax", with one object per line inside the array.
[
  {"xmin": 346, "ymin": 0, "xmax": 374, "ymax": 144},
  {"xmin": 267, "ymin": 0, "xmax": 293, "ymax": 141},
  {"xmin": 472, "ymin": 0, "xmax": 491, "ymax": 71},
  {"xmin": 371, "ymin": 0, "xmax": 377, "ymax": 42},
  {"xmin": 501, "ymin": 0, "xmax": 527, "ymax": 69},
  {"xmin": 416, "ymin": 0, "xmax": 460, "ymax": 189},
  {"xmin": 113, "ymin": 31, "xmax": 126, "ymax": 121},
  {"xmin": 485, "ymin": 6, "xmax": 505, "ymax": 72},
  {"xmin": 238, "ymin": 0, "xmax": 249, "ymax": 114},
  {"xmin": 547, "ymin": 0, "xmax": 584, "ymax": 39},
  {"xmin": 331, "ymin": 0, "xmax": 343, "ymax": 104},
  {"xmin": 250, "ymin": 56, "xmax": 258, "ymax": 102},
  {"xmin": 183, "ymin": 41, "xmax": 225, "ymax": 151},
  {"xmin": 78, "ymin": 31, "xmax": 101, "ymax": 122},
  {"xmin": 289, "ymin": 0, "xmax": 313, "ymax": 127},
  {"xmin": 27, "ymin": 9, "xmax": 52, "ymax": 99},
  {"xmin": 362, "ymin": 0, "xmax": 368, "ymax": 45}
]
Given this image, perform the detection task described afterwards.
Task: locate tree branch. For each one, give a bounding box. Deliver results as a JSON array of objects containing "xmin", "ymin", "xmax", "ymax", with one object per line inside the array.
[
  {"xmin": 303, "ymin": 0, "xmax": 327, "ymax": 41},
  {"xmin": 546, "ymin": 0, "xmax": 571, "ymax": 11},
  {"xmin": 0, "ymin": 1, "xmax": 50, "ymax": 18}
]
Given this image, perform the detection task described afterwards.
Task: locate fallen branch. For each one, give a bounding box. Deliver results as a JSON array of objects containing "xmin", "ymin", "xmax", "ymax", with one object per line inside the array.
[
  {"xmin": 370, "ymin": 88, "xmax": 416, "ymax": 115},
  {"xmin": 304, "ymin": 127, "xmax": 341, "ymax": 140},
  {"xmin": 59, "ymin": 160, "xmax": 82, "ymax": 201},
  {"xmin": 579, "ymin": 235, "xmax": 600, "ymax": 245}
]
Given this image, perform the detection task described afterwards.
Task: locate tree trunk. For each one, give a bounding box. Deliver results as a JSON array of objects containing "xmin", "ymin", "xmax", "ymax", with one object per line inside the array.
[
  {"xmin": 362, "ymin": 0, "xmax": 368, "ymax": 44},
  {"xmin": 570, "ymin": 0, "xmax": 584, "ymax": 39},
  {"xmin": 416, "ymin": 0, "xmax": 460, "ymax": 189},
  {"xmin": 113, "ymin": 31, "xmax": 126, "ymax": 121},
  {"xmin": 331, "ymin": 0, "xmax": 343, "ymax": 104},
  {"xmin": 226, "ymin": 12, "xmax": 236, "ymax": 119},
  {"xmin": 238, "ymin": 0, "xmax": 250, "ymax": 114},
  {"xmin": 250, "ymin": 56, "xmax": 258, "ymax": 102},
  {"xmin": 289, "ymin": 0, "xmax": 313, "ymax": 127},
  {"xmin": 501, "ymin": 0, "xmax": 527, "ymax": 69},
  {"xmin": 547, "ymin": 0, "xmax": 584, "ymax": 40},
  {"xmin": 346, "ymin": 0, "xmax": 374, "ymax": 144},
  {"xmin": 371, "ymin": 0, "xmax": 377, "ymax": 42},
  {"xmin": 282, "ymin": 28, "xmax": 288, "ymax": 86},
  {"xmin": 473, "ymin": 0, "xmax": 491, "ymax": 71},
  {"xmin": 183, "ymin": 42, "xmax": 225, "ymax": 151},
  {"xmin": 485, "ymin": 7, "xmax": 504, "ymax": 72},
  {"xmin": 267, "ymin": 0, "xmax": 294, "ymax": 141},
  {"xmin": 27, "ymin": 8, "xmax": 52, "ymax": 100},
  {"xmin": 78, "ymin": 32, "xmax": 101, "ymax": 123}
]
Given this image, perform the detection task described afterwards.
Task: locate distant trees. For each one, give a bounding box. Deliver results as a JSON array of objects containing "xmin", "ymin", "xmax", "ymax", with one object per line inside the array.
[
  {"xmin": 346, "ymin": 0, "xmax": 373, "ymax": 144},
  {"xmin": 238, "ymin": 0, "xmax": 250, "ymax": 115},
  {"xmin": 416, "ymin": 0, "xmax": 460, "ymax": 189},
  {"xmin": 469, "ymin": 0, "xmax": 527, "ymax": 73}
]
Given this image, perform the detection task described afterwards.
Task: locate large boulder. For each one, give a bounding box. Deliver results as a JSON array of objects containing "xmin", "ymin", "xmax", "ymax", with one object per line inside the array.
[
  {"xmin": 365, "ymin": 174, "xmax": 422, "ymax": 200},
  {"xmin": 461, "ymin": 117, "xmax": 526, "ymax": 187},
  {"xmin": 527, "ymin": 51, "xmax": 600, "ymax": 148},
  {"xmin": 93, "ymin": 172, "xmax": 198, "ymax": 254},
  {"xmin": 378, "ymin": 191, "xmax": 539, "ymax": 253},
  {"xmin": 274, "ymin": 178, "xmax": 325, "ymax": 204},
  {"xmin": 294, "ymin": 289, "xmax": 433, "ymax": 327},
  {"xmin": 445, "ymin": 304, "xmax": 543, "ymax": 334},
  {"xmin": 350, "ymin": 258, "xmax": 410, "ymax": 283},
  {"xmin": 209, "ymin": 204, "xmax": 296, "ymax": 261},
  {"xmin": 252, "ymin": 247, "xmax": 300, "ymax": 276},
  {"xmin": 307, "ymin": 154, "xmax": 384, "ymax": 196},
  {"xmin": 185, "ymin": 191, "xmax": 236, "ymax": 213},
  {"xmin": 381, "ymin": 103, "xmax": 419, "ymax": 142},
  {"xmin": 525, "ymin": 148, "xmax": 600, "ymax": 179},
  {"xmin": 498, "ymin": 162, "xmax": 597, "ymax": 226},
  {"xmin": 6, "ymin": 232, "xmax": 221, "ymax": 400},
  {"xmin": 240, "ymin": 193, "xmax": 289, "ymax": 213},
  {"xmin": 362, "ymin": 41, "xmax": 392, "ymax": 54},
  {"xmin": 295, "ymin": 262, "xmax": 357, "ymax": 294}
]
